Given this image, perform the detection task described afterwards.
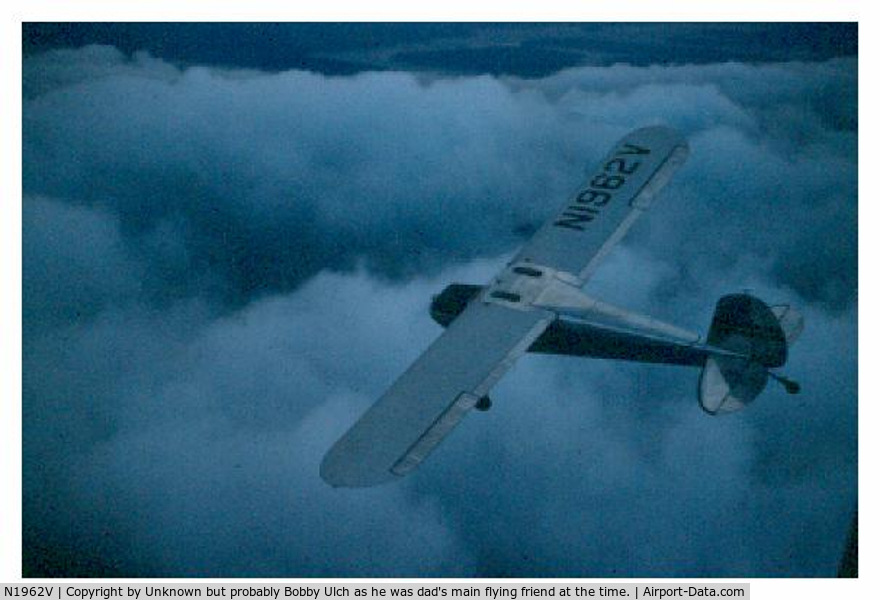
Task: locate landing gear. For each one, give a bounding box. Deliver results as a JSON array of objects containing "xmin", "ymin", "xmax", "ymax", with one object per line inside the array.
[{"xmin": 475, "ymin": 395, "xmax": 492, "ymax": 411}]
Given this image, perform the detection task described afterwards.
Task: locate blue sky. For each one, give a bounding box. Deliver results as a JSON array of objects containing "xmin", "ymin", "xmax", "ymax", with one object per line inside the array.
[{"xmin": 21, "ymin": 23, "xmax": 856, "ymax": 577}]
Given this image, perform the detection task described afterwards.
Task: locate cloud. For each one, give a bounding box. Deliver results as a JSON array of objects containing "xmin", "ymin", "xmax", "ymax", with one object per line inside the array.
[
  {"xmin": 24, "ymin": 49, "xmax": 856, "ymax": 312},
  {"xmin": 25, "ymin": 264, "xmax": 495, "ymax": 576},
  {"xmin": 22, "ymin": 46, "xmax": 856, "ymax": 576},
  {"xmin": 23, "ymin": 196, "xmax": 142, "ymax": 332}
]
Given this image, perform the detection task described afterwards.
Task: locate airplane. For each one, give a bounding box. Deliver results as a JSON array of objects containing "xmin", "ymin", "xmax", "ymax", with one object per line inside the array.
[{"xmin": 321, "ymin": 125, "xmax": 803, "ymax": 488}]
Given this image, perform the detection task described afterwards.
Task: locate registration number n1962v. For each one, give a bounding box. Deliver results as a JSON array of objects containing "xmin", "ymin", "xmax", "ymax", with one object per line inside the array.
[{"xmin": 553, "ymin": 142, "xmax": 650, "ymax": 231}]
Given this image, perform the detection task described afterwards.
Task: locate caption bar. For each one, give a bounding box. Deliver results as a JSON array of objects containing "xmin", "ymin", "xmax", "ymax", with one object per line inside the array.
[{"xmin": 3, "ymin": 584, "xmax": 748, "ymax": 600}]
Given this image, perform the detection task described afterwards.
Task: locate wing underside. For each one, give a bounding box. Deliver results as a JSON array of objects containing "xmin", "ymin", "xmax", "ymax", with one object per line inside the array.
[
  {"xmin": 514, "ymin": 126, "xmax": 689, "ymax": 284},
  {"xmin": 321, "ymin": 301, "xmax": 553, "ymax": 487}
]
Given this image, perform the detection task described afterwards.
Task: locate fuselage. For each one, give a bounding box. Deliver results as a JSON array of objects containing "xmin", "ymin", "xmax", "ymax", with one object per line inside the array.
[{"xmin": 430, "ymin": 283, "xmax": 708, "ymax": 367}]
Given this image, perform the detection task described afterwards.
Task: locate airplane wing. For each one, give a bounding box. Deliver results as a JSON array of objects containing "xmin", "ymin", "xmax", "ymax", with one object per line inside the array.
[
  {"xmin": 514, "ymin": 125, "xmax": 689, "ymax": 284},
  {"xmin": 321, "ymin": 302, "xmax": 553, "ymax": 487},
  {"xmin": 321, "ymin": 126, "xmax": 689, "ymax": 487}
]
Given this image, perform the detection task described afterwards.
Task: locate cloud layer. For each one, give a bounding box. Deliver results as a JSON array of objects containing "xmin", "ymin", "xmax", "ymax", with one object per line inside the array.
[{"xmin": 23, "ymin": 45, "xmax": 856, "ymax": 576}]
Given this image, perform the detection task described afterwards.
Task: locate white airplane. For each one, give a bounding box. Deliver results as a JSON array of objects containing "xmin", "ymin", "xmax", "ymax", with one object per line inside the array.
[{"xmin": 321, "ymin": 126, "xmax": 803, "ymax": 488}]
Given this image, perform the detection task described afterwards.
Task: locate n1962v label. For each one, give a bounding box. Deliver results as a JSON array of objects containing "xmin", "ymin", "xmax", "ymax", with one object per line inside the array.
[{"xmin": 554, "ymin": 142, "xmax": 650, "ymax": 232}]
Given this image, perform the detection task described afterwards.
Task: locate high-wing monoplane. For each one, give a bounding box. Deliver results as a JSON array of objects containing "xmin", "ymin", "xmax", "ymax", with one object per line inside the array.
[{"xmin": 321, "ymin": 126, "xmax": 803, "ymax": 488}]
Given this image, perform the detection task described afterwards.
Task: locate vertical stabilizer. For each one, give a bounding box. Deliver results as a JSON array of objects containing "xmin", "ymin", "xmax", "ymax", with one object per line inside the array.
[{"xmin": 699, "ymin": 294, "xmax": 795, "ymax": 415}]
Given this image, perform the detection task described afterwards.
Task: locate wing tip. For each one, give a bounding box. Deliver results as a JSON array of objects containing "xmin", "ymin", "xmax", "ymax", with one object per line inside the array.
[
  {"xmin": 320, "ymin": 446, "xmax": 401, "ymax": 488},
  {"xmin": 626, "ymin": 124, "xmax": 689, "ymax": 151}
]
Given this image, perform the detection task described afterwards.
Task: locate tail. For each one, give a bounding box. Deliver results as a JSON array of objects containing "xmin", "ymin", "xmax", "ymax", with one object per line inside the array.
[{"xmin": 699, "ymin": 294, "xmax": 803, "ymax": 415}]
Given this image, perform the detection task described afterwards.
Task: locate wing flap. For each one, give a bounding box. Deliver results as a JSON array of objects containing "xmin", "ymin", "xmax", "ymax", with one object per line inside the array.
[
  {"xmin": 390, "ymin": 391, "xmax": 480, "ymax": 476},
  {"xmin": 321, "ymin": 301, "xmax": 552, "ymax": 487}
]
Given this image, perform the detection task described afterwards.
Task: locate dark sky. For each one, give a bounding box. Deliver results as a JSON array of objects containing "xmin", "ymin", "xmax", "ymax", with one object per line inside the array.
[
  {"xmin": 22, "ymin": 23, "xmax": 856, "ymax": 577},
  {"xmin": 24, "ymin": 23, "xmax": 857, "ymax": 76}
]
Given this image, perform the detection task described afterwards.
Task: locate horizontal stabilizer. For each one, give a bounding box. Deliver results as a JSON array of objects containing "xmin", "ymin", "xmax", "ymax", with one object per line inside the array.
[
  {"xmin": 772, "ymin": 304, "xmax": 805, "ymax": 345},
  {"xmin": 699, "ymin": 355, "xmax": 768, "ymax": 414}
]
